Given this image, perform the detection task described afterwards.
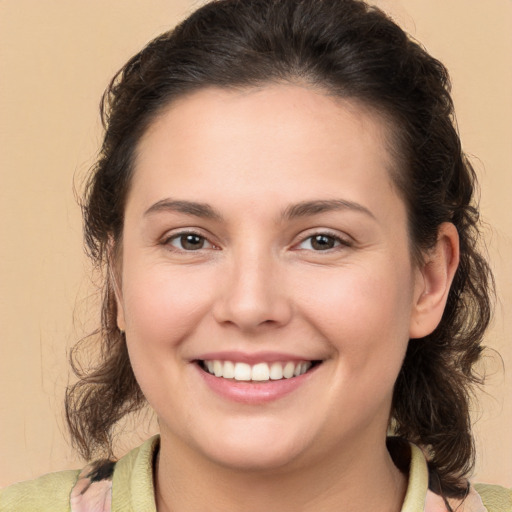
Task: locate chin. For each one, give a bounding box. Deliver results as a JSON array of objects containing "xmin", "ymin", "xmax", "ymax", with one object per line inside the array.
[
  {"xmin": 188, "ymin": 420, "xmax": 314, "ymax": 472},
  {"xmin": 205, "ymin": 442, "xmax": 306, "ymax": 472}
]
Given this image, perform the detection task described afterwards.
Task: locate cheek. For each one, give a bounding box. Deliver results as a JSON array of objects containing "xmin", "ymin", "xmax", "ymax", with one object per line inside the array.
[
  {"xmin": 294, "ymin": 260, "xmax": 415, "ymax": 387},
  {"xmin": 298, "ymin": 263, "xmax": 414, "ymax": 338},
  {"xmin": 120, "ymin": 261, "xmax": 215, "ymax": 347},
  {"xmin": 119, "ymin": 264, "xmax": 216, "ymax": 411}
]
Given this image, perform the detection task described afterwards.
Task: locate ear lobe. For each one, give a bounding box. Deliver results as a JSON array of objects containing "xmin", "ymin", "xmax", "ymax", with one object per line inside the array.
[{"xmin": 409, "ymin": 222, "xmax": 460, "ymax": 339}]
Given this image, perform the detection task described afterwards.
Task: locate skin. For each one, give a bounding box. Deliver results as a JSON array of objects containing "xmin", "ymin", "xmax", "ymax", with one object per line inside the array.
[{"xmin": 115, "ymin": 84, "xmax": 459, "ymax": 511}]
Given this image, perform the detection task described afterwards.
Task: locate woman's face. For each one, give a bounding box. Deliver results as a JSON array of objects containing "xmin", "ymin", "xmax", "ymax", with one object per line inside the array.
[{"xmin": 116, "ymin": 84, "xmax": 427, "ymax": 471}]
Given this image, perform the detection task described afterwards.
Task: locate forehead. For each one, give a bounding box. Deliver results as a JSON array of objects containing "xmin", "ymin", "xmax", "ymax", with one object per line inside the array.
[{"xmin": 129, "ymin": 84, "xmax": 401, "ymax": 218}]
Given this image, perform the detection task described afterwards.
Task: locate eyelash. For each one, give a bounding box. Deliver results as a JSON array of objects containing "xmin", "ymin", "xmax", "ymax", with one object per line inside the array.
[
  {"xmin": 161, "ymin": 230, "xmax": 352, "ymax": 253},
  {"xmin": 294, "ymin": 232, "xmax": 352, "ymax": 252},
  {"xmin": 162, "ymin": 230, "xmax": 217, "ymax": 252}
]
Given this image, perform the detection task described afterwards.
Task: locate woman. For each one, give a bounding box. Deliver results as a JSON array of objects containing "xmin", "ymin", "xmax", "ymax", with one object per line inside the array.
[{"xmin": 1, "ymin": 0, "xmax": 509, "ymax": 510}]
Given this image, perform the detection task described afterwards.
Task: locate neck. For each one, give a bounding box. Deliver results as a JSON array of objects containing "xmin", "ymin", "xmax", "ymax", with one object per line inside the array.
[{"xmin": 154, "ymin": 432, "xmax": 407, "ymax": 512}]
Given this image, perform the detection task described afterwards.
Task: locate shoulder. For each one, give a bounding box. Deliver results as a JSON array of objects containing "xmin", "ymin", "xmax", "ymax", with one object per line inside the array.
[
  {"xmin": 392, "ymin": 439, "xmax": 511, "ymax": 512},
  {"xmin": 0, "ymin": 436, "xmax": 159, "ymax": 512},
  {"xmin": 474, "ymin": 483, "xmax": 512, "ymax": 512},
  {"xmin": 0, "ymin": 469, "xmax": 80, "ymax": 512}
]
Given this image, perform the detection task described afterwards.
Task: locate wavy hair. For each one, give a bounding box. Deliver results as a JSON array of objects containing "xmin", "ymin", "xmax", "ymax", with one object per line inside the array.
[{"xmin": 66, "ymin": 0, "xmax": 494, "ymax": 498}]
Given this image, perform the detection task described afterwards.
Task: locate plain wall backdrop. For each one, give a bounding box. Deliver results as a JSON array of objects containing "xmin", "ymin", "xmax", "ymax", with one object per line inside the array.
[{"xmin": 1, "ymin": 0, "xmax": 511, "ymax": 488}]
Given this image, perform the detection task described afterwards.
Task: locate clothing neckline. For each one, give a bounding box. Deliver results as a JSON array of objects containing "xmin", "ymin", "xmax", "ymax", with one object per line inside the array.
[{"xmin": 71, "ymin": 435, "xmax": 486, "ymax": 511}]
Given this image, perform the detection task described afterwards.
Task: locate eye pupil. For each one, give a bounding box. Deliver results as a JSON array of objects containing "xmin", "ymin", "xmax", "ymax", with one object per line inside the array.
[
  {"xmin": 181, "ymin": 234, "xmax": 204, "ymax": 250},
  {"xmin": 311, "ymin": 235, "xmax": 335, "ymax": 250}
]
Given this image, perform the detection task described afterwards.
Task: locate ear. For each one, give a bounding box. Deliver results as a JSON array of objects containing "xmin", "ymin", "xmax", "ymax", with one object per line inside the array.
[
  {"xmin": 409, "ymin": 222, "xmax": 459, "ymax": 339},
  {"xmin": 108, "ymin": 240, "xmax": 126, "ymax": 332}
]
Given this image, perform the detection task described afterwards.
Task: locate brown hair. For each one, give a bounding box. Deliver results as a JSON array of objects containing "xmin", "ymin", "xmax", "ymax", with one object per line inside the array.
[{"xmin": 66, "ymin": 0, "xmax": 494, "ymax": 498}]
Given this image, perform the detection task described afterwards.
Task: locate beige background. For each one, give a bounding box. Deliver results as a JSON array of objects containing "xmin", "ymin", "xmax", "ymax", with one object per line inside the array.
[{"xmin": 1, "ymin": 0, "xmax": 511, "ymax": 488}]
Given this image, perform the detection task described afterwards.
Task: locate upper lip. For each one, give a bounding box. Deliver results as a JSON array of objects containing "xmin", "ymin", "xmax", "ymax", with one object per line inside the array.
[{"xmin": 193, "ymin": 351, "xmax": 323, "ymax": 364}]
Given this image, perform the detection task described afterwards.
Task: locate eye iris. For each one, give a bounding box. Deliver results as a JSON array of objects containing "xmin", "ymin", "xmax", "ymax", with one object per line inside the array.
[
  {"xmin": 311, "ymin": 235, "xmax": 335, "ymax": 250},
  {"xmin": 181, "ymin": 234, "xmax": 204, "ymax": 250}
]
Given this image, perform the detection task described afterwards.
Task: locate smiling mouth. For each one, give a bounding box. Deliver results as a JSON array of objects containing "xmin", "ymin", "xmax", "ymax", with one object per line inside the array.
[{"xmin": 197, "ymin": 360, "xmax": 321, "ymax": 382}]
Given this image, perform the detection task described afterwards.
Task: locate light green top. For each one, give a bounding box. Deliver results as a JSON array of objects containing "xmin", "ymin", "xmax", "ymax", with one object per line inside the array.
[{"xmin": 1, "ymin": 436, "xmax": 510, "ymax": 511}]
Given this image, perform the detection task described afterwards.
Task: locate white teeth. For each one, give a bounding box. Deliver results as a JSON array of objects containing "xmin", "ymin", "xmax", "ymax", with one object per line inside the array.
[
  {"xmin": 223, "ymin": 360, "xmax": 235, "ymax": 379},
  {"xmin": 234, "ymin": 362, "xmax": 252, "ymax": 381},
  {"xmin": 302, "ymin": 362, "xmax": 312, "ymax": 374},
  {"xmin": 269, "ymin": 362, "xmax": 283, "ymax": 380},
  {"xmin": 203, "ymin": 360, "xmax": 314, "ymax": 381},
  {"xmin": 283, "ymin": 362, "xmax": 295, "ymax": 379},
  {"xmin": 251, "ymin": 362, "xmax": 270, "ymax": 381},
  {"xmin": 213, "ymin": 360, "xmax": 223, "ymax": 377}
]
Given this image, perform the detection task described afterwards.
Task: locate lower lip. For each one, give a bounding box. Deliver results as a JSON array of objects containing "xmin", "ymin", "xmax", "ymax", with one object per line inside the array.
[{"xmin": 195, "ymin": 364, "xmax": 318, "ymax": 404}]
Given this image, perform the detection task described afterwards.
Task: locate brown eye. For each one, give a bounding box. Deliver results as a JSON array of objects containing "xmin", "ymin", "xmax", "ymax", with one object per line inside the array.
[
  {"xmin": 297, "ymin": 233, "xmax": 347, "ymax": 251},
  {"xmin": 310, "ymin": 235, "xmax": 337, "ymax": 250},
  {"xmin": 169, "ymin": 233, "xmax": 208, "ymax": 251}
]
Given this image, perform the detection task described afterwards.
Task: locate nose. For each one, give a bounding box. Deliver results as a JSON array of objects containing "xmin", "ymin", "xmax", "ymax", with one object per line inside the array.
[{"xmin": 212, "ymin": 248, "xmax": 293, "ymax": 332}]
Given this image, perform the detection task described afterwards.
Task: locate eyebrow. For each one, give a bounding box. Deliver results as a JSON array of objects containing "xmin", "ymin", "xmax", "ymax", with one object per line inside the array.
[
  {"xmin": 282, "ymin": 199, "xmax": 375, "ymax": 221},
  {"xmin": 144, "ymin": 199, "xmax": 224, "ymax": 221},
  {"xmin": 144, "ymin": 198, "xmax": 375, "ymax": 222}
]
